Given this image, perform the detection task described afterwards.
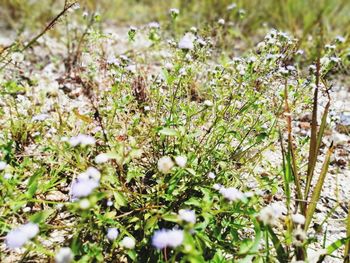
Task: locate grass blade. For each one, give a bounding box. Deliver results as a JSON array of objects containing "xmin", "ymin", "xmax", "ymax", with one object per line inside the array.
[
  {"xmin": 304, "ymin": 142, "xmax": 334, "ymax": 230},
  {"xmin": 344, "ymin": 201, "xmax": 350, "ymax": 263},
  {"xmin": 267, "ymin": 225, "xmax": 288, "ymax": 263}
]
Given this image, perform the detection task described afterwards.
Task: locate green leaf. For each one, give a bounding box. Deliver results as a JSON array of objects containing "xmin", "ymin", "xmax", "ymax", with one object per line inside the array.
[
  {"xmin": 26, "ymin": 168, "xmax": 45, "ymax": 198},
  {"xmin": 113, "ymin": 192, "xmax": 127, "ymax": 208},
  {"xmin": 267, "ymin": 225, "xmax": 288, "ymax": 263},
  {"xmin": 30, "ymin": 209, "xmax": 55, "ymax": 224}
]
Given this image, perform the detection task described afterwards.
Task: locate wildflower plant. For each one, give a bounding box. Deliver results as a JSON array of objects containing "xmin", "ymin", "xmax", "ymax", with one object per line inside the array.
[{"xmin": 0, "ymin": 2, "xmax": 350, "ymax": 263}]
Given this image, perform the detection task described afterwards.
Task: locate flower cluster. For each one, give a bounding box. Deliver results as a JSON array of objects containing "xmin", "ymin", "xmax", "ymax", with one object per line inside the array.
[{"xmin": 5, "ymin": 222, "xmax": 39, "ymax": 249}]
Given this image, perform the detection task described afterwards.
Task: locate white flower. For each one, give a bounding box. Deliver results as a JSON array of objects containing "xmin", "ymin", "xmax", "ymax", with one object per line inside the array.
[
  {"xmin": 121, "ymin": 236, "xmax": 136, "ymax": 249},
  {"xmin": 203, "ymin": 100, "xmax": 213, "ymax": 107},
  {"xmin": 5, "ymin": 222, "xmax": 39, "ymax": 249},
  {"xmin": 164, "ymin": 62, "xmax": 173, "ymax": 70},
  {"xmin": 292, "ymin": 227, "xmax": 307, "ymax": 246},
  {"xmin": 95, "ymin": 153, "xmax": 110, "ymax": 163},
  {"xmin": 296, "ymin": 49, "xmax": 304, "ymax": 55},
  {"xmin": 107, "ymin": 228, "xmax": 119, "ymax": 241},
  {"xmin": 79, "ymin": 199, "xmax": 90, "ymax": 209},
  {"xmin": 330, "ymin": 56, "xmax": 341, "ymax": 63},
  {"xmin": 218, "ymin": 18, "xmax": 225, "ymax": 25},
  {"xmin": 259, "ymin": 203, "xmax": 286, "ymax": 225},
  {"xmin": 69, "ymin": 134, "xmax": 96, "ymax": 147},
  {"xmin": 336, "ymin": 35, "xmax": 345, "ymax": 43},
  {"xmin": 219, "ymin": 187, "xmax": 245, "ymax": 201},
  {"xmin": 148, "ymin": 22, "xmax": 160, "ymax": 29},
  {"xmin": 227, "ymin": 3, "xmax": 237, "ymax": 10},
  {"xmin": 178, "ymin": 209, "xmax": 196, "ymax": 224},
  {"xmin": 196, "ymin": 38, "xmax": 206, "ymax": 46},
  {"xmin": 175, "ymin": 156, "xmax": 187, "ymax": 168},
  {"xmin": 11, "ymin": 52, "xmax": 24, "ymax": 63},
  {"xmin": 32, "ymin": 114, "xmax": 50, "ymax": 122},
  {"xmin": 213, "ymin": 183, "xmax": 222, "ymax": 190},
  {"xmin": 178, "ymin": 33, "xmax": 195, "ymax": 50},
  {"xmin": 152, "ymin": 229, "xmax": 184, "ymax": 249},
  {"xmin": 190, "ymin": 26, "xmax": 197, "ymax": 33},
  {"xmin": 70, "ymin": 170, "xmax": 100, "ymax": 200},
  {"xmin": 157, "ymin": 156, "xmax": 174, "ymax": 174},
  {"xmin": 325, "ymin": 44, "xmax": 336, "ymax": 50},
  {"xmin": 4, "ymin": 173, "xmax": 12, "ymax": 179},
  {"xmin": 292, "ymin": 214, "xmax": 305, "ymax": 225},
  {"xmin": 0, "ymin": 161, "xmax": 7, "ymax": 170},
  {"xmin": 86, "ymin": 167, "xmax": 101, "ymax": 181},
  {"xmin": 169, "ymin": 8, "xmax": 179, "ymax": 16},
  {"xmin": 208, "ymin": 172, "xmax": 216, "ymax": 179},
  {"xmin": 125, "ymin": 64, "xmax": 136, "ymax": 73},
  {"xmin": 55, "ymin": 247, "xmax": 74, "ymax": 263}
]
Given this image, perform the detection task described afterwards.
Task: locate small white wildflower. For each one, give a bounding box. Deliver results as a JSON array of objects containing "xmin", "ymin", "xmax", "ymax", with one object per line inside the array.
[
  {"xmin": 23, "ymin": 207, "xmax": 31, "ymax": 213},
  {"xmin": 185, "ymin": 53, "xmax": 192, "ymax": 61},
  {"xmin": 296, "ymin": 49, "xmax": 304, "ymax": 55},
  {"xmin": 325, "ymin": 44, "xmax": 336, "ymax": 50},
  {"xmin": 165, "ymin": 62, "xmax": 173, "ymax": 70},
  {"xmin": 213, "ymin": 183, "xmax": 222, "ymax": 190},
  {"xmin": 259, "ymin": 203, "xmax": 286, "ymax": 225},
  {"xmin": 4, "ymin": 173, "xmax": 12, "ymax": 179},
  {"xmin": 179, "ymin": 68, "xmax": 187, "ymax": 76},
  {"xmin": 219, "ymin": 187, "xmax": 245, "ymax": 201},
  {"xmin": 227, "ymin": 3, "xmax": 237, "ymax": 10},
  {"xmin": 208, "ymin": 172, "xmax": 216, "ymax": 179},
  {"xmin": 330, "ymin": 56, "xmax": 341, "ymax": 63},
  {"xmin": 69, "ymin": 134, "xmax": 96, "ymax": 147},
  {"xmin": 196, "ymin": 38, "xmax": 206, "ymax": 46},
  {"xmin": 86, "ymin": 167, "xmax": 101, "ymax": 181},
  {"xmin": 0, "ymin": 161, "xmax": 7, "ymax": 170},
  {"xmin": 203, "ymin": 100, "xmax": 213, "ymax": 107},
  {"xmin": 152, "ymin": 229, "xmax": 184, "ymax": 249},
  {"xmin": 55, "ymin": 247, "xmax": 74, "ymax": 263},
  {"xmin": 121, "ymin": 236, "xmax": 136, "ymax": 249},
  {"xmin": 336, "ymin": 35, "xmax": 345, "ymax": 43},
  {"xmin": 129, "ymin": 26, "xmax": 137, "ymax": 32},
  {"xmin": 32, "ymin": 113, "xmax": 50, "ymax": 122},
  {"xmin": 175, "ymin": 156, "xmax": 187, "ymax": 168},
  {"xmin": 218, "ymin": 18, "xmax": 225, "ymax": 25},
  {"xmin": 178, "ymin": 33, "xmax": 195, "ymax": 50},
  {"xmin": 107, "ymin": 56, "xmax": 119, "ymax": 66},
  {"xmin": 72, "ymin": 3, "xmax": 80, "ymax": 10},
  {"xmin": 70, "ymin": 171, "xmax": 99, "ymax": 199},
  {"xmin": 190, "ymin": 26, "xmax": 197, "ymax": 33},
  {"xmin": 292, "ymin": 227, "xmax": 307, "ymax": 246},
  {"xmin": 11, "ymin": 52, "xmax": 24, "ymax": 63},
  {"xmin": 79, "ymin": 199, "xmax": 90, "ymax": 209},
  {"xmin": 125, "ymin": 64, "xmax": 136, "ymax": 73},
  {"xmin": 107, "ymin": 228, "xmax": 119, "ymax": 241},
  {"xmin": 157, "ymin": 156, "xmax": 174, "ymax": 174},
  {"xmin": 320, "ymin": 56, "xmax": 330, "ymax": 65},
  {"xmin": 292, "ymin": 214, "xmax": 305, "ymax": 225},
  {"xmin": 6, "ymin": 222, "xmax": 39, "ymax": 249},
  {"xmin": 169, "ymin": 8, "xmax": 179, "ymax": 16},
  {"xmin": 95, "ymin": 153, "xmax": 110, "ymax": 164},
  {"xmin": 148, "ymin": 22, "xmax": 160, "ymax": 29},
  {"xmin": 178, "ymin": 209, "xmax": 196, "ymax": 224},
  {"xmin": 107, "ymin": 200, "xmax": 113, "ymax": 206}
]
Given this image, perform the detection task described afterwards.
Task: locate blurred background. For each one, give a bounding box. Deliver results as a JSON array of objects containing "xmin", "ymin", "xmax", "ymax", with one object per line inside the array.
[{"xmin": 1, "ymin": 0, "xmax": 350, "ymax": 49}]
